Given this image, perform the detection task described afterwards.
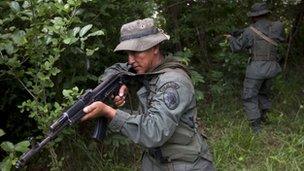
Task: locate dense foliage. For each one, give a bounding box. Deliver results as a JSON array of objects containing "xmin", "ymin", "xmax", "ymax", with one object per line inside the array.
[{"xmin": 1, "ymin": 0, "xmax": 303, "ymax": 170}]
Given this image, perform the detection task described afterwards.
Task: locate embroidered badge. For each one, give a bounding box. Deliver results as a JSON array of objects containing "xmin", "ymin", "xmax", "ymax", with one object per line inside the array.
[{"xmin": 160, "ymin": 82, "xmax": 180, "ymax": 110}]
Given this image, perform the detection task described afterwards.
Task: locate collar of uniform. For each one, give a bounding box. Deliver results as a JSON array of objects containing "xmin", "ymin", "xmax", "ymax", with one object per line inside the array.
[
  {"xmin": 252, "ymin": 18, "xmax": 271, "ymax": 35},
  {"xmin": 254, "ymin": 18, "xmax": 269, "ymax": 27}
]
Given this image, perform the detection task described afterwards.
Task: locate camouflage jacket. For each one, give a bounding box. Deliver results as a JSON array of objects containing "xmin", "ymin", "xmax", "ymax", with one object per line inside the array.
[
  {"xmin": 228, "ymin": 18, "xmax": 285, "ymax": 79},
  {"xmin": 101, "ymin": 58, "xmax": 212, "ymax": 162}
]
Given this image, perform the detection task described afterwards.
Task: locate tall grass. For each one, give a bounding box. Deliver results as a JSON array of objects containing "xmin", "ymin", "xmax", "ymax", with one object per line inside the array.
[
  {"xmin": 200, "ymin": 72, "xmax": 304, "ymax": 171},
  {"xmin": 50, "ymin": 71, "xmax": 304, "ymax": 171}
]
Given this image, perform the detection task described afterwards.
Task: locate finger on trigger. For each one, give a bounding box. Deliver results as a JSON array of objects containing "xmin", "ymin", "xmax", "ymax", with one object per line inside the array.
[
  {"xmin": 119, "ymin": 85, "xmax": 127, "ymax": 97},
  {"xmin": 117, "ymin": 100, "xmax": 126, "ymax": 107},
  {"xmin": 119, "ymin": 91, "xmax": 124, "ymax": 97}
]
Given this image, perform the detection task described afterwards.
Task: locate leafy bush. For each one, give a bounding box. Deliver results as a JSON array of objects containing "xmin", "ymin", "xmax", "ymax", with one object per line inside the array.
[
  {"xmin": 0, "ymin": 129, "xmax": 29, "ymax": 171},
  {"xmin": 0, "ymin": 0, "xmax": 103, "ymax": 169}
]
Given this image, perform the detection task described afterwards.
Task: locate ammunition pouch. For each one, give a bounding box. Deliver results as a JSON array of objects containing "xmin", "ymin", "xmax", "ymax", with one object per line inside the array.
[{"xmin": 147, "ymin": 122, "xmax": 212, "ymax": 163}]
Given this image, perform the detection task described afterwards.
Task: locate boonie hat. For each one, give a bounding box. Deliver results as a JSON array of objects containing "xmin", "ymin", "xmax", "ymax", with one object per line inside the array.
[
  {"xmin": 114, "ymin": 18, "xmax": 170, "ymax": 52},
  {"xmin": 247, "ymin": 2, "xmax": 270, "ymax": 17}
]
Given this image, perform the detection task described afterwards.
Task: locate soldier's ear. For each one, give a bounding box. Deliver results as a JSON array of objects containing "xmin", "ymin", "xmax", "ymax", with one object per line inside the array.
[{"xmin": 152, "ymin": 45, "xmax": 160, "ymax": 55}]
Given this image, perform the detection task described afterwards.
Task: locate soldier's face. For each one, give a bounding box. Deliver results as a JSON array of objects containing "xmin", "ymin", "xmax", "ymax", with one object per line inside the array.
[{"xmin": 127, "ymin": 47, "xmax": 157, "ymax": 74}]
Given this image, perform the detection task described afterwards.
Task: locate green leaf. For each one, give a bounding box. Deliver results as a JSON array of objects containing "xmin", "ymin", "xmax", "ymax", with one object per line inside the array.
[
  {"xmin": 45, "ymin": 36, "xmax": 52, "ymax": 45},
  {"xmin": 86, "ymin": 47, "xmax": 99, "ymax": 56},
  {"xmin": 1, "ymin": 142, "xmax": 14, "ymax": 152},
  {"xmin": 11, "ymin": 158, "xmax": 18, "ymax": 166},
  {"xmin": 62, "ymin": 89, "xmax": 72, "ymax": 97},
  {"xmin": 64, "ymin": 4, "xmax": 70, "ymax": 11},
  {"xmin": 14, "ymin": 141, "xmax": 30, "ymax": 152},
  {"xmin": 51, "ymin": 17, "xmax": 65, "ymax": 30},
  {"xmin": 12, "ymin": 30, "xmax": 27, "ymax": 46},
  {"xmin": 3, "ymin": 42, "xmax": 15, "ymax": 55},
  {"xmin": 22, "ymin": 1, "xmax": 31, "ymax": 8},
  {"xmin": 63, "ymin": 37, "xmax": 72, "ymax": 44},
  {"xmin": 63, "ymin": 36, "xmax": 78, "ymax": 45},
  {"xmin": 7, "ymin": 56, "xmax": 21, "ymax": 68},
  {"xmin": 54, "ymin": 102, "xmax": 62, "ymax": 110},
  {"xmin": 219, "ymin": 42, "xmax": 228, "ymax": 47},
  {"xmin": 0, "ymin": 129, "xmax": 5, "ymax": 137},
  {"xmin": 86, "ymin": 49, "xmax": 94, "ymax": 56},
  {"xmin": 86, "ymin": 30, "xmax": 104, "ymax": 37},
  {"xmin": 44, "ymin": 61, "xmax": 51, "ymax": 70},
  {"xmin": 73, "ymin": 27, "xmax": 81, "ymax": 36},
  {"xmin": 195, "ymin": 90, "xmax": 204, "ymax": 101},
  {"xmin": 50, "ymin": 67, "xmax": 60, "ymax": 76},
  {"xmin": 79, "ymin": 24, "xmax": 93, "ymax": 37},
  {"xmin": 67, "ymin": 0, "xmax": 76, "ymax": 6},
  {"xmin": 0, "ymin": 157, "xmax": 12, "ymax": 171},
  {"xmin": 10, "ymin": 1, "xmax": 20, "ymax": 12},
  {"xmin": 72, "ymin": 86, "xmax": 79, "ymax": 92}
]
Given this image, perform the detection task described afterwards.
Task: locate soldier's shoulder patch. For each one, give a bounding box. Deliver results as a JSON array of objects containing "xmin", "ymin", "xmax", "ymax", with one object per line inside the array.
[
  {"xmin": 159, "ymin": 82, "xmax": 180, "ymax": 92},
  {"xmin": 160, "ymin": 82, "xmax": 180, "ymax": 110}
]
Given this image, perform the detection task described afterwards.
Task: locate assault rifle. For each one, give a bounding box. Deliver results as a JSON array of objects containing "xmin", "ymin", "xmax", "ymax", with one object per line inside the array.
[
  {"xmin": 15, "ymin": 72, "xmax": 137, "ymax": 169},
  {"xmin": 211, "ymin": 28, "xmax": 244, "ymax": 44}
]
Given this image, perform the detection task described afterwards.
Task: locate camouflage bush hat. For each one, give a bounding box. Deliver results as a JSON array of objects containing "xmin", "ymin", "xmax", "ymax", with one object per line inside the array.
[
  {"xmin": 247, "ymin": 2, "xmax": 270, "ymax": 17},
  {"xmin": 114, "ymin": 18, "xmax": 170, "ymax": 52}
]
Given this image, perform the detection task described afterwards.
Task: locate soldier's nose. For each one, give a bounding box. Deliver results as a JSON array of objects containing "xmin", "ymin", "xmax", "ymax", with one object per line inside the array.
[{"xmin": 128, "ymin": 55, "xmax": 135, "ymax": 65}]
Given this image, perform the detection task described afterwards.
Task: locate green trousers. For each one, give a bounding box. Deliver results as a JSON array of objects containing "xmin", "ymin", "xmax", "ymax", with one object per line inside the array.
[
  {"xmin": 140, "ymin": 153, "xmax": 215, "ymax": 171},
  {"xmin": 242, "ymin": 78, "xmax": 272, "ymax": 120}
]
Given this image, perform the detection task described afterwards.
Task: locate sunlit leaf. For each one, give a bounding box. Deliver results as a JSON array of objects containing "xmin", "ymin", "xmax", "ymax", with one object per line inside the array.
[
  {"xmin": 0, "ymin": 157, "xmax": 12, "ymax": 171},
  {"xmin": 86, "ymin": 30, "xmax": 104, "ymax": 37},
  {"xmin": 10, "ymin": 1, "xmax": 20, "ymax": 12},
  {"xmin": 62, "ymin": 89, "xmax": 72, "ymax": 97},
  {"xmin": 85, "ymin": 47, "xmax": 99, "ymax": 56},
  {"xmin": 63, "ymin": 37, "xmax": 72, "ymax": 44},
  {"xmin": 79, "ymin": 24, "xmax": 93, "ymax": 37},
  {"xmin": 73, "ymin": 27, "xmax": 81, "ymax": 36},
  {"xmin": 15, "ymin": 141, "xmax": 30, "ymax": 152},
  {"xmin": 3, "ymin": 42, "xmax": 15, "ymax": 55},
  {"xmin": 11, "ymin": 30, "xmax": 27, "ymax": 46},
  {"xmin": 1, "ymin": 142, "xmax": 14, "ymax": 152},
  {"xmin": 22, "ymin": 1, "xmax": 31, "ymax": 8},
  {"xmin": 0, "ymin": 129, "xmax": 5, "ymax": 137}
]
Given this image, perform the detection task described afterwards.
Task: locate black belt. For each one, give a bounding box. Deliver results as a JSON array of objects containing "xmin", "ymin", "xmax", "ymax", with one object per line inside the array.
[{"xmin": 252, "ymin": 54, "xmax": 277, "ymax": 61}]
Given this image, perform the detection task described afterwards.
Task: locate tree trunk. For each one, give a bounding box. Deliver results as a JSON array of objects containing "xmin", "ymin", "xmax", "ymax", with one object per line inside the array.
[{"xmin": 283, "ymin": 0, "xmax": 304, "ymax": 72}]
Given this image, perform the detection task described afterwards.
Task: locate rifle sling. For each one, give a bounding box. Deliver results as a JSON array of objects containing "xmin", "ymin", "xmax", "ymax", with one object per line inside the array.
[{"xmin": 249, "ymin": 26, "xmax": 278, "ymax": 47}]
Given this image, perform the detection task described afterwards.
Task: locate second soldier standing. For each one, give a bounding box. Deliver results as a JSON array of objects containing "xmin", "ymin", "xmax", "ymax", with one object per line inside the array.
[{"xmin": 226, "ymin": 2, "xmax": 285, "ymax": 133}]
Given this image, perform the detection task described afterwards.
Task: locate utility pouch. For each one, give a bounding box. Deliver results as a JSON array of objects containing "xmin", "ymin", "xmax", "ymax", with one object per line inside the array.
[{"xmin": 166, "ymin": 123, "xmax": 195, "ymax": 145}]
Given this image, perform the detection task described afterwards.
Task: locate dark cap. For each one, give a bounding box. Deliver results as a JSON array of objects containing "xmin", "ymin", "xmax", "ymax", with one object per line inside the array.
[{"xmin": 247, "ymin": 2, "xmax": 270, "ymax": 17}]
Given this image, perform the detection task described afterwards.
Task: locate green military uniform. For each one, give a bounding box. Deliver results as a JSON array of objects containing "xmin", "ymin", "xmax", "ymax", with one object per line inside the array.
[
  {"xmin": 228, "ymin": 2, "xmax": 284, "ymax": 131},
  {"xmin": 101, "ymin": 58, "xmax": 214, "ymax": 170},
  {"xmin": 101, "ymin": 18, "xmax": 215, "ymax": 170}
]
